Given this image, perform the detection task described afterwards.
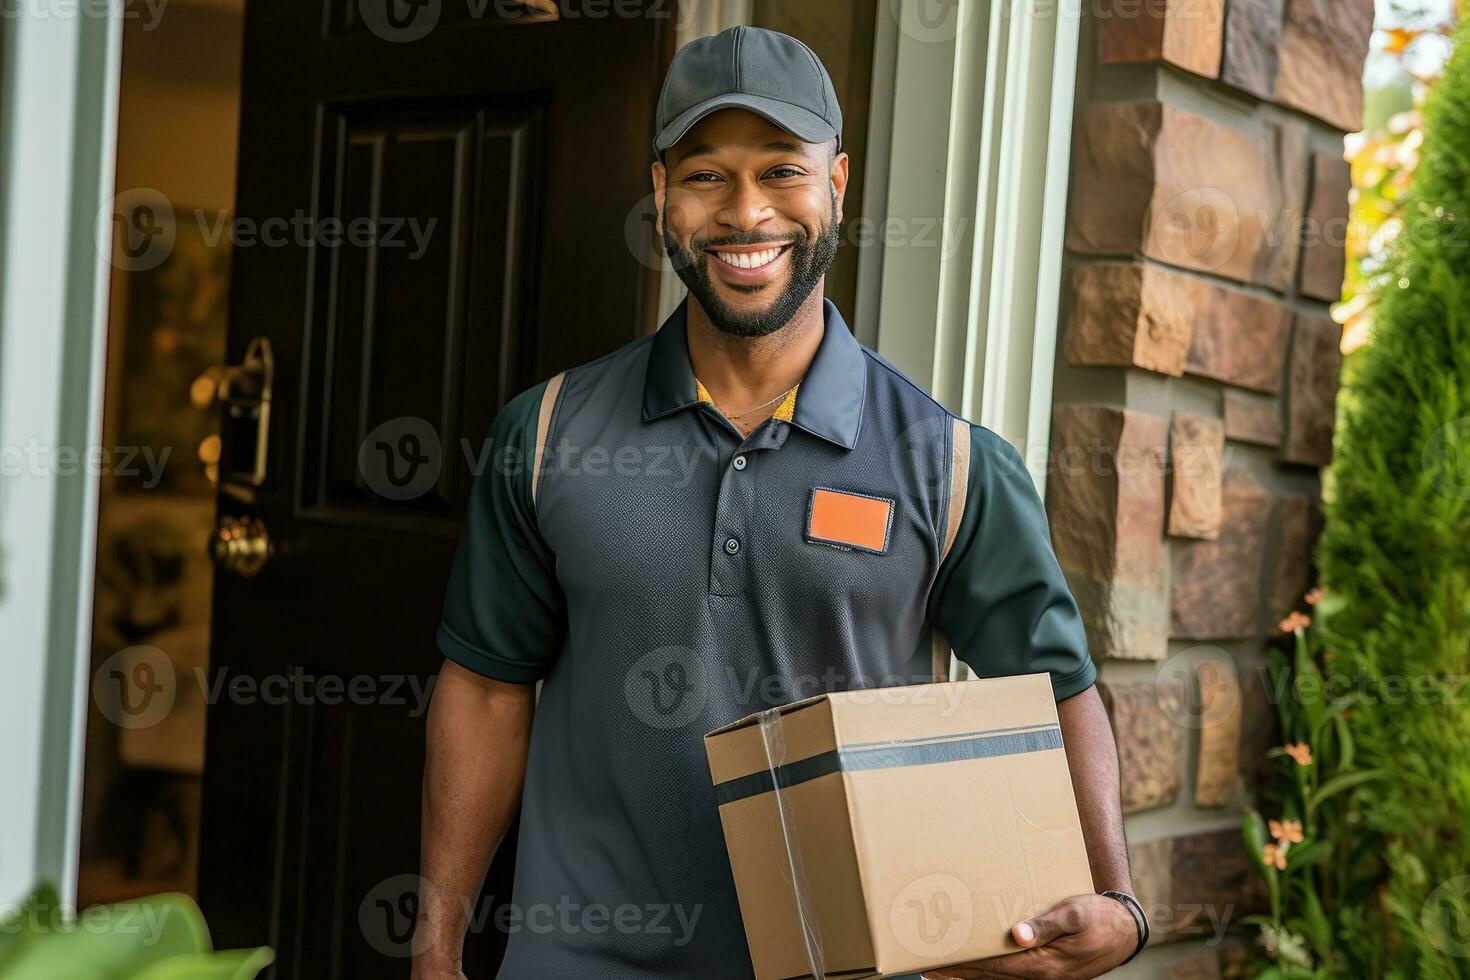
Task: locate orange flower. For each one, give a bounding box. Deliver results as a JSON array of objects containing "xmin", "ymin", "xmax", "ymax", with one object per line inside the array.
[
  {"xmin": 1284, "ymin": 742, "xmax": 1314, "ymax": 766},
  {"xmin": 1262, "ymin": 843, "xmax": 1288, "ymax": 870},
  {"xmin": 1269, "ymin": 818, "xmax": 1304, "ymax": 843},
  {"xmin": 1279, "ymin": 611, "xmax": 1312, "ymax": 632},
  {"xmin": 1304, "ymin": 588, "xmax": 1323, "ymax": 606}
]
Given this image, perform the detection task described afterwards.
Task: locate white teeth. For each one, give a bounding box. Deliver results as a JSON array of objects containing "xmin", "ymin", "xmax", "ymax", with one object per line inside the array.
[{"xmin": 714, "ymin": 247, "xmax": 784, "ymax": 270}]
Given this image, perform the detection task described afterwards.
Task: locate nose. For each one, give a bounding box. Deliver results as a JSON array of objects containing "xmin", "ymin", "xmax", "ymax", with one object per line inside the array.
[{"xmin": 715, "ymin": 175, "xmax": 774, "ymax": 234}]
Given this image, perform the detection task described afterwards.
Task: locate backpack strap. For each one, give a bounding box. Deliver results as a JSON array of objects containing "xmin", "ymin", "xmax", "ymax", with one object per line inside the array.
[
  {"xmin": 932, "ymin": 417, "xmax": 971, "ymax": 681},
  {"xmin": 531, "ymin": 372, "xmax": 566, "ymax": 507}
]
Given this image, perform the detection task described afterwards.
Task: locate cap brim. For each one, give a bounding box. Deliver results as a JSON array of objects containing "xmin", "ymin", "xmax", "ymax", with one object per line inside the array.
[{"xmin": 654, "ymin": 93, "xmax": 839, "ymax": 154}]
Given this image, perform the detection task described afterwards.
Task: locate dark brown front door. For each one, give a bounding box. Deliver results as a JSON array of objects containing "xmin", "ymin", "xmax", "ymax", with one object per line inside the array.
[{"xmin": 198, "ymin": 3, "xmax": 670, "ymax": 976}]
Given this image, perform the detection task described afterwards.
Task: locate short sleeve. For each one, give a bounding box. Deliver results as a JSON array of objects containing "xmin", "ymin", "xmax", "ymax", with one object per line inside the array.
[
  {"xmin": 437, "ymin": 380, "xmax": 565, "ymax": 683},
  {"xmin": 928, "ymin": 424, "xmax": 1097, "ymax": 701}
]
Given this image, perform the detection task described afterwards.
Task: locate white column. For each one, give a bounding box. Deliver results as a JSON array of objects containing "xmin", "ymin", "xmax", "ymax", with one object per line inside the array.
[
  {"xmin": 869, "ymin": 0, "xmax": 1082, "ymax": 491},
  {"xmin": 0, "ymin": 0, "xmax": 122, "ymax": 904}
]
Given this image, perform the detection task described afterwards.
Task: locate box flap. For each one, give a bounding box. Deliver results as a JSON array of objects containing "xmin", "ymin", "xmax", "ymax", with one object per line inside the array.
[{"xmin": 704, "ymin": 691, "xmax": 831, "ymax": 738}]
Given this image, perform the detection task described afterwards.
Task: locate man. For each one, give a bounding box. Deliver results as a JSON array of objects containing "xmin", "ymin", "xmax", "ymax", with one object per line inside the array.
[{"xmin": 414, "ymin": 26, "xmax": 1145, "ymax": 980}]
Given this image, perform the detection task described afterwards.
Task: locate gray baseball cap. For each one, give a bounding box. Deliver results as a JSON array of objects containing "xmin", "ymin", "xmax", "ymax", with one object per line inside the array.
[{"xmin": 653, "ymin": 26, "xmax": 843, "ymax": 156}]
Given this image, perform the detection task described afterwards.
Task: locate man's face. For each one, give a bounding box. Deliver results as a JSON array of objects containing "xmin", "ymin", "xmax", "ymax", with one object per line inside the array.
[{"xmin": 652, "ymin": 110, "xmax": 850, "ymax": 338}]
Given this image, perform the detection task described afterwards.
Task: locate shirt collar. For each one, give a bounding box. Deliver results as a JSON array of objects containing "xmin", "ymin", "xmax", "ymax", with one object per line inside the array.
[{"xmin": 641, "ymin": 297, "xmax": 867, "ymax": 450}]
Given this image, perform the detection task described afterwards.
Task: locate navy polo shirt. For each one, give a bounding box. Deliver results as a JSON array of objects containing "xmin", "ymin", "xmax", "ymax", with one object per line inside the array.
[{"xmin": 437, "ymin": 297, "xmax": 1096, "ymax": 978}]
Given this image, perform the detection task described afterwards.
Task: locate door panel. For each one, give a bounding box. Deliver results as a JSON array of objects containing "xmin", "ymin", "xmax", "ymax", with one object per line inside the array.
[{"xmin": 198, "ymin": 3, "xmax": 670, "ymax": 976}]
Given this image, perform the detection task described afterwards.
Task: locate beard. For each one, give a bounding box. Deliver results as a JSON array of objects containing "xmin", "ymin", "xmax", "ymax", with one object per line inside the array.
[{"xmin": 662, "ymin": 192, "xmax": 841, "ymax": 339}]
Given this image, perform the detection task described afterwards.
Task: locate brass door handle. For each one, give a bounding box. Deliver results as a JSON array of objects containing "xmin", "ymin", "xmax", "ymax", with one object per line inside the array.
[{"xmin": 213, "ymin": 515, "xmax": 271, "ymax": 577}]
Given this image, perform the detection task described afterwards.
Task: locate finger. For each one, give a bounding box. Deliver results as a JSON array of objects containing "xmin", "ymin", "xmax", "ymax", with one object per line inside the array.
[{"xmin": 1013, "ymin": 898, "xmax": 1087, "ymax": 948}]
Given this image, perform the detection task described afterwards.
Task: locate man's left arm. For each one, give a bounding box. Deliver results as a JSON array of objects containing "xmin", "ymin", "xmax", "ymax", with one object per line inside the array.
[{"xmin": 924, "ymin": 423, "xmax": 1140, "ymax": 979}]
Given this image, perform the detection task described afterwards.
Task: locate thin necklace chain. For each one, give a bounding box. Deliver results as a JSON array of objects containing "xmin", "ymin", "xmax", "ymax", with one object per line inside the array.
[{"xmin": 696, "ymin": 377, "xmax": 798, "ymax": 419}]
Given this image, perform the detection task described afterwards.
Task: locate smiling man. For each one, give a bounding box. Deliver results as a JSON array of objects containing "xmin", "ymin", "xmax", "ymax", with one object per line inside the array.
[{"xmin": 414, "ymin": 26, "xmax": 1145, "ymax": 980}]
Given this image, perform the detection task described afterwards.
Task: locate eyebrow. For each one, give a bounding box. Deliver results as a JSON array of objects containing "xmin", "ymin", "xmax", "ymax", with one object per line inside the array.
[
  {"xmin": 673, "ymin": 140, "xmax": 814, "ymax": 166},
  {"xmin": 672, "ymin": 143, "xmax": 715, "ymax": 166}
]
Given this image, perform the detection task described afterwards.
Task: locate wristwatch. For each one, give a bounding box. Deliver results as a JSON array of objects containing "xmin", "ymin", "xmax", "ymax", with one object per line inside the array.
[{"xmin": 1101, "ymin": 890, "xmax": 1149, "ymax": 965}]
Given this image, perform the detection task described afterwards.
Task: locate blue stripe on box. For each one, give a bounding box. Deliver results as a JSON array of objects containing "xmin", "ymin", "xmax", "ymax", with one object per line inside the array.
[{"xmin": 713, "ymin": 724, "xmax": 1064, "ymax": 806}]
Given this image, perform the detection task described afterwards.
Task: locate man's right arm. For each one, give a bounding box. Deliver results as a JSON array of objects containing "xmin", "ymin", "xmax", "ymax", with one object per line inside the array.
[
  {"xmin": 417, "ymin": 379, "xmax": 565, "ymax": 974},
  {"xmin": 412, "ymin": 661, "xmax": 535, "ymax": 978}
]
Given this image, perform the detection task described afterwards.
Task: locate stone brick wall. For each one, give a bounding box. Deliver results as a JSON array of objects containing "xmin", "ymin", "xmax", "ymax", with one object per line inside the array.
[{"xmin": 1049, "ymin": 1, "xmax": 1373, "ymax": 974}]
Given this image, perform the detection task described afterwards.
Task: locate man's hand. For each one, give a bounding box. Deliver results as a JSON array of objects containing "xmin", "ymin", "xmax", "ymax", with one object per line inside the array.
[{"xmin": 921, "ymin": 893, "xmax": 1138, "ymax": 979}]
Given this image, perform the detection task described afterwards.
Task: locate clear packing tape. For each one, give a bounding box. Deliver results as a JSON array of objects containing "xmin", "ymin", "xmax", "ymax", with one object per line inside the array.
[{"xmin": 757, "ymin": 706, "xmax": 827, "ymax": 980}]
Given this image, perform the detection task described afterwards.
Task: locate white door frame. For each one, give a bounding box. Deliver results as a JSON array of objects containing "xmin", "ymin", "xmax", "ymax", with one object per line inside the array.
[
  {"xmin": 865, "ymin": 0, "xmax": 1081, "ymax": 491},
  {"xmin": 0, "ymin": 2, "xmax": 123, "ymax": 904}
]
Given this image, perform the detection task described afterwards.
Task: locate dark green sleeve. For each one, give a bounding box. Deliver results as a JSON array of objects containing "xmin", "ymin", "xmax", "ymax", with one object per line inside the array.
[
  {"xmin": 437, "ymin": 380, "xmax": 565, "ymax": 683},
  {"xmin": 928, "ymin": 423, "xmax": 1097, "ymax": 700}
]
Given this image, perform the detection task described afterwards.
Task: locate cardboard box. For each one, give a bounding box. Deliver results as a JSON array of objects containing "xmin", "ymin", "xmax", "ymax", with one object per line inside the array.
[{"xmin": 704, "ymin": 674, "xmax": 1095, "ymax": 979}]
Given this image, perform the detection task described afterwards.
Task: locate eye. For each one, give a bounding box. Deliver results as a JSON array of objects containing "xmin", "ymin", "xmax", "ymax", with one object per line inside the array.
[
  {"xmin": 765, "ymin": 166, "xmax": 806, "ymax": 180},
  {"xmin": 683, "ymin": 172, "xmax": 723, "ymax": 184}
]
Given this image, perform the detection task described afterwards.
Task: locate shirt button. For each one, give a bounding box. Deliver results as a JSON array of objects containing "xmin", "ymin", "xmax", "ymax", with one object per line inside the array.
[
  {"xmin": 724, "ymin": 537, "xmax": 741, "ymax": 555},
  {"xmin": 732, "ymin": 455, "xmax": 748, "ymax": 471}
]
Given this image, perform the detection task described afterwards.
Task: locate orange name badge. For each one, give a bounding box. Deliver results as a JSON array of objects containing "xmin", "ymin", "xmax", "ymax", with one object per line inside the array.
[{"xmin": 806, "ymin": 488, "xmax": 895, "ymax": 554}]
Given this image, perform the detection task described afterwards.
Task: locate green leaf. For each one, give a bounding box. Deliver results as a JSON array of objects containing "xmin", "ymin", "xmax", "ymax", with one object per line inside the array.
[
  {"xmin": 127, "ymin": 947, "xmax": 275, "ymax": 980},
  {"xmin": 1299, "ymin": 887, "xmax": 1334, "ymax": 961},
  {"xmin": 1293, "ymin": 630, "xmax": 1327, "ymax": 737},
  {"xmin": 1333, "ymin": 712, "xmax": 1355, "ymax": 771},
  {"xmin": 1307, "ymin": 769, "xmax": 1387, "ymax": 815},
  {"xmin": 1287, "ymin": 840, "xmax": 1333, "ymax": 870}
]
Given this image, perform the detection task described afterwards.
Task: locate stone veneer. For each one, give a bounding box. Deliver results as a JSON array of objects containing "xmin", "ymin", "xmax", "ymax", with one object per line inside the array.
[{"xmin": 1051, "ymin": 0, "xmax": 1372, "ymax": 974}]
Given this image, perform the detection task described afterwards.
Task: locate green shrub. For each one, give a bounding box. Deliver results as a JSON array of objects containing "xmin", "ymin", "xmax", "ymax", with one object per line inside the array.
[{"xmin": 1304, "ymin": 18, "xmax": 1470, "ymax": 979}]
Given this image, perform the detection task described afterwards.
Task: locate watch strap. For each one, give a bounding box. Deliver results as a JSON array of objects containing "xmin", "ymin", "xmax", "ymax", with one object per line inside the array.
[{"xmin": 1101, "ymin": 890, "xmax": 1149, "ymax": 965}]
